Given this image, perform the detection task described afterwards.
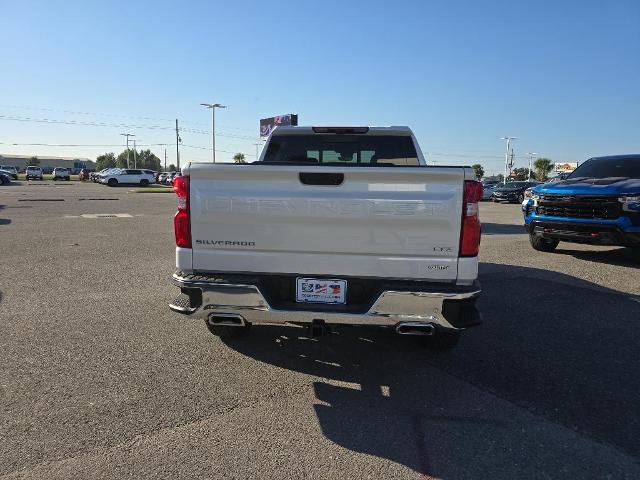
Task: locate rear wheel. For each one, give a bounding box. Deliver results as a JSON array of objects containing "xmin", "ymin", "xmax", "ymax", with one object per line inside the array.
[
  {"xmin": 422, "ymin": 329, "xmax": 461, "ymax": 350},
  {"xmin": 205, "ymin": 321, "xmax": 251, "ymax": 339},
  {"xmin": 529, "ymin": 232, "xmax": 559, "ymax": 252},
  {"xmin": 107, "ymin": 178, "xmax": 118, "ymax": 187}
]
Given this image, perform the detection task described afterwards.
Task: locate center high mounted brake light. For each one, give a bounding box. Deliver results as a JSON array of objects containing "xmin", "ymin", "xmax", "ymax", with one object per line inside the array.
[
  {"xmin": 173, "ymin": 175, "xmax": 191, "ymax": 248},
  {"xmin": 312, "ymin": 127, "xmax": 370, "ymax": 134}
]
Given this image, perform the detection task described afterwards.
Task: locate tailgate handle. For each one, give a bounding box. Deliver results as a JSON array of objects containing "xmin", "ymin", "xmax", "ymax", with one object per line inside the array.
[{"xmin": 299, "ymin": 172, "xmax": 344, "ymax": 186}]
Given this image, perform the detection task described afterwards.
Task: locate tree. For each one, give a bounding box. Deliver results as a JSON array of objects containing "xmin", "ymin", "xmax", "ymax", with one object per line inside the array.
[
  {"xmin": 167, "ymin": 164, "xmax": 177, "ymax": 172},
  {"xmin": 534, "ymin": 158, "xmax": 554, "ymax": 181},
  {"xmin": 116, "ymin": 150, "xmax": 130, "ymax": 169},
  {"xmin": 96, "ymin": 152, "xmax": 116, "ymax": 171},
  {"xmin": 25, "ymin": 156, "xmax": 40, "ymax": 167},
  {"xmin": 136, "ymin": 149, "xmax": 161, "ymax": 171},
  {"xmin": 471, "ymin": 164, "xmax": 484, "ymax": 180},
  {"xmin": 114, "ymin": 149, "xmax": 161, "ymax": 170},
  {"xmin": 496, "ymin": 174, "xmax": 504, "ymax": 183},
  {"xmin": 512, "ymin": 167, "xmax": 535, "ymax": 181},
  {"xmin": 233, "ymin": 153, "xmax": 247, "ymax": 164}
]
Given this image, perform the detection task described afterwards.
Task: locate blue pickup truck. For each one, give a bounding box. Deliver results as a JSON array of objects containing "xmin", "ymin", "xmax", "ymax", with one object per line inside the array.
[{"xmin": 523, "ymin": 154, "xmax": 640, "ymax": 261}]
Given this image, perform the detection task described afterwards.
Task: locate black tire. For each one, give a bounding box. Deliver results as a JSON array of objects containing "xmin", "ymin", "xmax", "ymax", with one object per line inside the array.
[
  {"xmin": 205, "ymin": 321, "xmax": 251, "ymax": 339},
  {"xmin": 140, "ymin": 179, "xmax": 149, "ymax": 186},
  {"xmin": 107, "ymin": 178, "xmax": 118, "ymax": 187},
  {"xmin": 421, "ymin": 329, "xmax": 461, "ymax": 350},
  {"xmin": 518, "ymin": 193, "xmax": 525, "ymax": 203},
  {"xmin": 529, "ymin": 232, "xmax": 559, "ymax": 252}
]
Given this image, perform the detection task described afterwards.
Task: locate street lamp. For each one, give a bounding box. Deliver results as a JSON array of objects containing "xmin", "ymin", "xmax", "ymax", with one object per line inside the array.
[
  {"xmin": 200, "ymin": 103, "xmax": 226, "ymax": 163},
  {"xmin": 500, "ymin": 136, "xmax": 516, "ymax": 184},
  {"xmin": 526, "ymin": 152, "xmax": 538, "ymax": 181},
  {"xmin": 121, "ymin": 133, "xmax": 135, "ymax": 168}
]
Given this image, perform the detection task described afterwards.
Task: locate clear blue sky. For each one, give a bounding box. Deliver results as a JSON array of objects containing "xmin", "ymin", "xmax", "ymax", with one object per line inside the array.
[{"xmin": 1, "ymin": 0, "xmax": 638, "ymax": 173}]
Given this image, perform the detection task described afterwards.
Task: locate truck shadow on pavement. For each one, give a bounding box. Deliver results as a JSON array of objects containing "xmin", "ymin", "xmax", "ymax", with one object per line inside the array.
[{"xmin": 222, "ymin": 263, "xmax": 640, "ymax": 478}]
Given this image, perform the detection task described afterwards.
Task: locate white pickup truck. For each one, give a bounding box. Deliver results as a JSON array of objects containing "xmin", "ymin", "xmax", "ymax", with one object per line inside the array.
[{"xmin": 170, "ymin": 126, "xmax": 483, "ymax": 349}]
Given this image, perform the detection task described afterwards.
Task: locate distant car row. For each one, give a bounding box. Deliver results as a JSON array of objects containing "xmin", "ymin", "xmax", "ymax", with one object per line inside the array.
[
  {"xmin": 0, "ymin": 165, "xmax": 91, "ymax": 175},
  {"xmin": 90, "ymin": 168, "xmax": 180, "ymax": 186},
  {"xmin": 0, "ymin": 166, "xmax": 77, "ymax": 181}
]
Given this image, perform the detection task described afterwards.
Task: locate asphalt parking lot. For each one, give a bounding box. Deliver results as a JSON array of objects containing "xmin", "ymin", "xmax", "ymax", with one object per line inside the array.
[{"xmin": 1, "ymin": 181, "xmax": 639, "ymax": 480}]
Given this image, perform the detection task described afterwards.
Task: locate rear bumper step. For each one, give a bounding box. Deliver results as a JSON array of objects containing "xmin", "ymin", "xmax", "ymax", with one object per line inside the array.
[{"xmin": 170, "ymin": 272, "xmax": 481, "ymax": 330}]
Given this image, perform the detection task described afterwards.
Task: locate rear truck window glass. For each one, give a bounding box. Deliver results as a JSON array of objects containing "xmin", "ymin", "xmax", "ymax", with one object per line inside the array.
[
  {"xmin": 569, "ymin": 157, "xmax": 640, "ymax": 179},
  {"xmin": 262, "ymin": 135, "xmax": 419, "ymax": 166}
]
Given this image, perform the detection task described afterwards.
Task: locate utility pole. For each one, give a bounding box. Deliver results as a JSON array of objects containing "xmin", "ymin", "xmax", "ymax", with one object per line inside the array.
[
  {"xmin": 175, "ymin": 119, "xmax": 181, "ymax": 170},
  {"xmin": 200, "ymin": 103, "xmax": 227, "ymax": 162},
  {"xmin": 164, "ymin": 148, "xmax": 167, "ymax": 172},
  {"xmin": 500, "ymin": 136, "xmax": 516, "ymax": 184},
  {"xmin": 133, "ymin": 139, "xmax": 137, "ymax": 168},
  {"xmin": 526, "ymin": 152, "xmax": 538, "ymax": 181},
  {"xmin": 121, "ymin": 133, "xmax": 135, "ymax": 168}
]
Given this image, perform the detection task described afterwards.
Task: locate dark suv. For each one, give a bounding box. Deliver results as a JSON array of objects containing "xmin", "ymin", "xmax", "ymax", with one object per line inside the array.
[{"xmin": 492, "ymin": 181, "xmax": 539, "ymax": 203}]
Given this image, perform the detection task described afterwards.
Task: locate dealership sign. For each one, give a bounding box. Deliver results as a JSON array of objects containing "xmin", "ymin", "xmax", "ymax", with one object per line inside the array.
[
  {"xmin": 555, "ymin": 162, "xmax": 578, "ymax": 172},
  {"xmin": 260, "ymin": 114, "xmax": 298, "ymax": 137}
]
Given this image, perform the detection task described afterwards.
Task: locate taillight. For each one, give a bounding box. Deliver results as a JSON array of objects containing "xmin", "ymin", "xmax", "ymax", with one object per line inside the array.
[
  {"xmin": 173, "ymin": 175, "xmax": 191, "ymax": 248},
  {"xmin": 460, "ymin": 180, "xmax": 483, "ymax": 257}
]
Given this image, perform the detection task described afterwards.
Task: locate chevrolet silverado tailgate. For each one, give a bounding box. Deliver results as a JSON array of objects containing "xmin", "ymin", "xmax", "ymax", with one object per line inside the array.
[{"xmin": 188, "ymin": 163, "xmax": 465, "ymax": 280}]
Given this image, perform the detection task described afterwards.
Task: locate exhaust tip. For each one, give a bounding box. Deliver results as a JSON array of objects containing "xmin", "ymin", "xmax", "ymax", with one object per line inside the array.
[
  {"xmin": 396, "ymin": 322, "xmax": 436, "ymax": 336},
  {"xmin": 208, "ymin": 314, "xmax": 246, "ymax": 327}
]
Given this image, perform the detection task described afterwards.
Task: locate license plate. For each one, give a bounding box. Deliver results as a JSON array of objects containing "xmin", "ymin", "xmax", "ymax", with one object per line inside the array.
[{"xmin": 296, "ymin": 278, "xmax": 347, "ymax": 304}]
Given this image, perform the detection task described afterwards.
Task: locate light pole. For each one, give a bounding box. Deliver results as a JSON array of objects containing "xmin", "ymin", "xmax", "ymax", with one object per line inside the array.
[
  {"xmin": 254, "ymin": 142, "xmax": 261, "ymax": 161},
  {"xmin": 133, "ymin": 139, "xmax": 137, "ymax": 168},
  {"xmin": 200, "ymin": 103, "xmax": 226, "ymax": 163},
  {"xmin": 121, "ymin": 133, "xmax": 135, "ymax": 168},
  {"xmin": 526, "ymin": 152, "xmax": 538, "ymax": 181},
  {"xmin": 500, "ymin": 136, "xmax": 516, "ymax": 184}
]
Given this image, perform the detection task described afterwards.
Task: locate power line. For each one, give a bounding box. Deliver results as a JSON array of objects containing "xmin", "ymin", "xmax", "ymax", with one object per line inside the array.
[
  {"xmin": 0, "ymin": 103, "xmax": 256, "ymax": 133},
  {"xmin": 0, "ymin": 114, "xmax": 257, "ymax": 139},
  {"xmin": 0, "ymin": 141, "xmax": 255, "ymax": 157},
  {"xmin": 0, "ymin": 142, "xmax": 170, "ymax": 147}
]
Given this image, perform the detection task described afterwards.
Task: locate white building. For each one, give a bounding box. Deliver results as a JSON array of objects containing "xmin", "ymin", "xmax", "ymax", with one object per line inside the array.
[{"xmin": 0, "ymin": 154, "xmax": 96, "ymax": 173}]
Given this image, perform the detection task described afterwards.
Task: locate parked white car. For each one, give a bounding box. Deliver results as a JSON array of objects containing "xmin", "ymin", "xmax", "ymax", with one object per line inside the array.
[
  {"xmin": 25, "ymin": 166, "xmax": 44, "ymax": 181},
  {"xmin": 100, "ymin": 168, "xmax": 155, "ymax": 187},
  {"xmin": 52, "ymin": 168, "xmax": 70, "ymax": 181}
]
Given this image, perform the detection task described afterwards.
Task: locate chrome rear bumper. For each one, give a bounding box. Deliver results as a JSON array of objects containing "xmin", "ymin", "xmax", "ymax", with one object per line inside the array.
[{"xmin": 170, "ymin": 272, "xmax": 481, "ymax": 330}]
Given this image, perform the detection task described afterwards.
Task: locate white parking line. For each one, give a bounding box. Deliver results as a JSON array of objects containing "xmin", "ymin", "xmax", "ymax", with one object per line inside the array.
[{"xmin": 64, "ymin": 213, "xmax": 134, "ymax": 218}]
